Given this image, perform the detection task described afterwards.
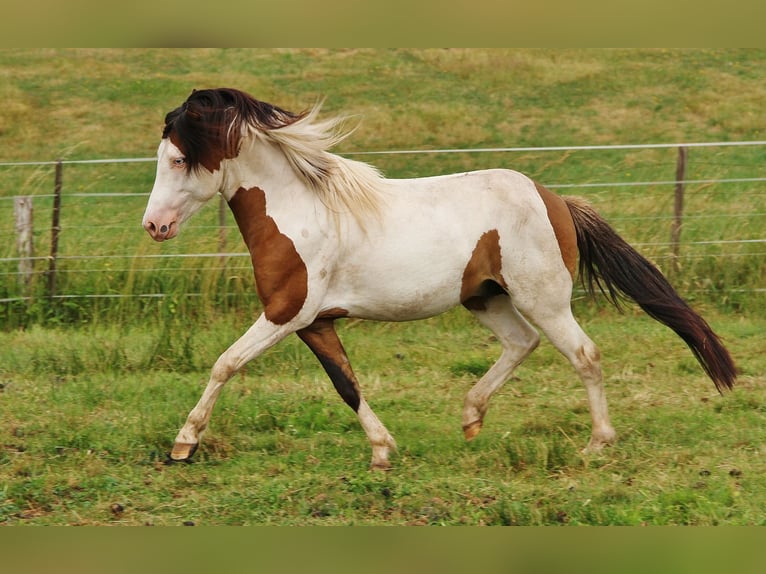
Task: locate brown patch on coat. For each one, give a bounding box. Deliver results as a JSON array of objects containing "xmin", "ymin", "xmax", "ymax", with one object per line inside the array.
[
  {"xmin": 317, "ymin": 307, "xmax": 350, "ymax": 320},
  {"xmin": 461, "ymin": 229, "xmax": 509, "ymax": 311},
  {"xmin": 534, "ymin": 182, "xmax": 577, "ymax": 279},
  {"xmin": 228, "ymin": 186, "xmax": 308, "ymax": 324},
  {"xmin": 297, "ymin": 318, "xmax": 361, "ymax": 411}
]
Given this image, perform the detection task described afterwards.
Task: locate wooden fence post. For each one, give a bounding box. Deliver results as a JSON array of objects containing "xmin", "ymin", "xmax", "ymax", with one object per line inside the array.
[
  {"xmin": 47, "ymin": 160, "xmax": 63, "ymax": 297},
  {"xmin": 670, "ymin": 146, "xmax": 687, "ymax": 275},
  {"xmin": 14, "ymin": 196, "xmax": 34, "ymax": 290}
]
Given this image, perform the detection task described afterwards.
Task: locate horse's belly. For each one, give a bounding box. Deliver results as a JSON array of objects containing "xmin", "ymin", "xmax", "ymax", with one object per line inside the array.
[{"xmin": 327, "ymin": 267, "xmax": 463, "ymax": 321}]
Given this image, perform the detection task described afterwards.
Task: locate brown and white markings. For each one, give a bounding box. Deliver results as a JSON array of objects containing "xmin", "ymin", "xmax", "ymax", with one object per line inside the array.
[{"xmin": 142, "ymin": 88, "xmax": 736, "ymax": 470}]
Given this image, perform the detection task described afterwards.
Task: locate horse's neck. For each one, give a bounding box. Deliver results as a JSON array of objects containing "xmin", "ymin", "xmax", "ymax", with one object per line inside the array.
[
  {"xmin": 225, "ymin": 138, "xmax": 302, "ymax": 200},
  {"xmin": 225, "ymin": 137, "xmax": 329, "ymax": 230},
  {"xmin": 225, "ymin": 135, "xmax": 387, "ymax": 240}
]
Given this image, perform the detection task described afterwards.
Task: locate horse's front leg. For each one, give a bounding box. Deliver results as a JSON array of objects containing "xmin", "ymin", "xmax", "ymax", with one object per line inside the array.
[
  {"xmin": 297, "ymin": 318, "xmax": 396, "ymax": 470},
  {"xmin": 170, "ymin": 314, "xmax": 296, "ymax": 461}
]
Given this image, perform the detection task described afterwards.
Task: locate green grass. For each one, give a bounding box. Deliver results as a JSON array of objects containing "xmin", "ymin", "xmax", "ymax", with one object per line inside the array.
[
  {"xmin": 0, "ymin": 49, "xmax": 765, "ymax": 525},
  {"xmin": 0, "ymin": 308, "xmax": 764, "ymax": 525}
]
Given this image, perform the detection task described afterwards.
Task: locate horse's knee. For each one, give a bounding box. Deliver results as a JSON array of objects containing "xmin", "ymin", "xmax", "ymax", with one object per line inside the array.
[
  {"xmin": 577, "ymin": 342, "xmax": 601, "ymax": 364},
  {"xmin": 211, "ymin": 356, "xmax": 237, "ymax": 382},
  {"xmin": 574, "ymin": 342, "xmax": 602, "ymax": 381}
]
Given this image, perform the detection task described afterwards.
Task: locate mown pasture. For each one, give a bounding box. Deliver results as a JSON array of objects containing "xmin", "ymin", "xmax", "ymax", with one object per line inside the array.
[{"xmin": 0, "ymin": 49, "xmax": 764, "ymax": 525}]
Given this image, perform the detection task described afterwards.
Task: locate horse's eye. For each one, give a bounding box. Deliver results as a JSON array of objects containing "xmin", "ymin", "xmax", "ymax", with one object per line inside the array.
[{"xmin": 173, "ymin": 157, "xmax": 186, "ymax": 167}]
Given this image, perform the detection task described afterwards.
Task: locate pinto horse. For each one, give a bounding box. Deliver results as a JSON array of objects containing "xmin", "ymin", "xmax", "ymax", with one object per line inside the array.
[{"xmin": 142, "ymin": 88, "xmax": 736, "ymax": 469}]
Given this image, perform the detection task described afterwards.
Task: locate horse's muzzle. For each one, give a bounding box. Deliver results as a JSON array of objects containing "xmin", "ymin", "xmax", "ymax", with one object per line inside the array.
[{"xmin": 143, "ymin": 218, "xmax": 177, "ymax": 242}]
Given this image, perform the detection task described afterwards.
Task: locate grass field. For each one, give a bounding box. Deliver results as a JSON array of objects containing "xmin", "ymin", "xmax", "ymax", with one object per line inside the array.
[
  {"xmin": 1, "ymin": 308, "xmax": 765, "ymax": 525},
  {"xmin": 0, "ymin": 49, "xmax": 765, "ymax": 525}
]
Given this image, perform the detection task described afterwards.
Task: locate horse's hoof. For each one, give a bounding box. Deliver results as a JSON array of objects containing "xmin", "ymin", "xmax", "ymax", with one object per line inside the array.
[
  {"xmin": 170, "ymin": 442, "xmax": 198, "ymax": 461},
  {"xmin": 164, "ymin": 454, "xmax": 195, "ymax": 465},
  {"xmin": 463, "ymin": 420, "xmax": 482, "ymax": 441},
  {"xmin": 582, "ymin": 438, "xmax": 615, "ymax": 454},
  {"xmin": 582, "ymin": 428, "xmax": 617, "ymax": 453},
  {"xmin": 370, "ymin": 460, "xmax": 392, "ymax": 472}
]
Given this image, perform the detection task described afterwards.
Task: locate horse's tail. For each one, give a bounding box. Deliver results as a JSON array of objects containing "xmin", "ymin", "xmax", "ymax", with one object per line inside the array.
[{"xmin": 564, "ymin": 196, "xmax": 736, "ymax": 394}]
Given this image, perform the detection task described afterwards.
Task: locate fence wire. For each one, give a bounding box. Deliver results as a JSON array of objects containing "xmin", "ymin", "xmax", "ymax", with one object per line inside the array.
[{"xmin": 1, "ymin": 140, "xmax": 764, "ymax": 304}]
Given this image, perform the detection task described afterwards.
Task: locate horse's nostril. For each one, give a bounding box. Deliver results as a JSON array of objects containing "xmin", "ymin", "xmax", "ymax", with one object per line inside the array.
[{"xmin": 160, "ymin": 224, "xmax": 168, "ymax": 234}]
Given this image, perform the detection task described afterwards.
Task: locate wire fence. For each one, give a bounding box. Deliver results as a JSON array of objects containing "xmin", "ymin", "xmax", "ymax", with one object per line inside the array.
[{"xmin": 1, "ymin": 140, "xmax": 765, "ymax": 311}]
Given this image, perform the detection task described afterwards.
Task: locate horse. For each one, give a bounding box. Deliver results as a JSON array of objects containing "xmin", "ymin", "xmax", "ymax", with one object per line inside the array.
[{"xmin": 142, "ymin": 88, "xmax": 736, "ymax": 470}]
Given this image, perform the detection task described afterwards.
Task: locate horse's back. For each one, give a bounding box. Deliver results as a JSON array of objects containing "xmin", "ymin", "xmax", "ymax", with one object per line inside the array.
[{"xmin": 321, "ymin": 168, "xmax": 572, "ymax": 321}]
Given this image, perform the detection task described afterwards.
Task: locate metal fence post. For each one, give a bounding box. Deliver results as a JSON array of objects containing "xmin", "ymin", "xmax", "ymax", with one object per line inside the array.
[
  {"xmin": 670, "ymin": 146, "xmax": 687, "ymax": 275},
  {"xmin": 46, "ymin": 160, "xmax": 63, "ymax": 297}
]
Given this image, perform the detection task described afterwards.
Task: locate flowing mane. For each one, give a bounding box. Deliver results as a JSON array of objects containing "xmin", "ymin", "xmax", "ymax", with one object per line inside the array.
[{"xmin": 164, "ymin": 88, "xmax": 386, "ymax": 226}]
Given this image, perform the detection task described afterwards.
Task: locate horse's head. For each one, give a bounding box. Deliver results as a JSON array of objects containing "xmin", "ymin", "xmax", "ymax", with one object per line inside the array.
[
  {"xmin": 142, "ymin": 89, "xmax": 305, "ymax": 241},
  {"xmin": 143, "ymin": 89, "xmax": 248, "ymax": 241},
  {"xmin": 142, "ymin": 138, "xmax": 221, "ymax": 241}
]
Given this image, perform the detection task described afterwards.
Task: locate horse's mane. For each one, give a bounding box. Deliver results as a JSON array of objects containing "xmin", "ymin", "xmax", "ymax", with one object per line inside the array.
[{"xmin": 164, "ymin": 88, "xmax": 386, "ymax": 227}]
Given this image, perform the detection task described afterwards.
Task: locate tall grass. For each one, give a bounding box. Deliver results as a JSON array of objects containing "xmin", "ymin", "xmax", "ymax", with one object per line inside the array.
[{"xmin": 1, "ymin": 148, "xmax": 762, "ymax": 327}]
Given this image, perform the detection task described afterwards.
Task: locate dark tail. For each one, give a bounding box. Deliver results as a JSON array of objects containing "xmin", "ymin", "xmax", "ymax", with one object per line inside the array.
[{"xmin": 564, "ymin": 196, "xmax": 736, "ymax": 394}]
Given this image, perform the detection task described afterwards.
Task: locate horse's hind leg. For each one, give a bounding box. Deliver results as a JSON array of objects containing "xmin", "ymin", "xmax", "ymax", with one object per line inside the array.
[
  {"xmin": 514, "ymin": 294, "xmax": 616, "ymax": 451},
  {"xmin": 297, "ymin": 318, "xmax": 396, "ymax": 470},
  {"xmin": 462, "ymin": 295, "xmax": 540, "ymax": 441}
]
